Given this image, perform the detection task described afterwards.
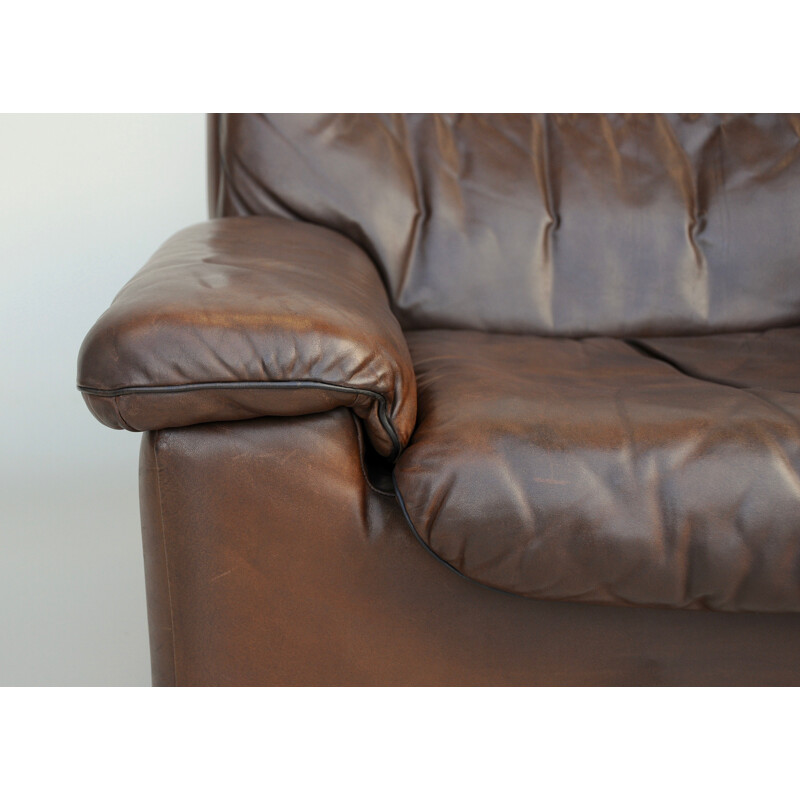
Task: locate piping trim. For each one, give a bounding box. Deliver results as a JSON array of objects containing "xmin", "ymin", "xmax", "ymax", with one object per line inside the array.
[
  {"xmin": 78, "ymin": 379, "xmax": 402, "ymax": 459},
  {"xmin": 391, "ymin": 472, "xmax": 722, "ymax": 609},
  {"xmin": 391, "ymin": 471, "xmax": 516, "ymax": 597}
]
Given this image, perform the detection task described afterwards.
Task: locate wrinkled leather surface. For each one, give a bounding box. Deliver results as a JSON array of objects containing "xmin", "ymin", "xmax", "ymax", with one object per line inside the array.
[
  {"xmin": 139, "ymin": 410, "xmax": 800, "ymax": 685},
  {"xmin": 211, "ymin": 113, "xmax": 800, "ymax": 337},
  {"xmin": 634, "ymin": 327, "xmax": 800, "ymax": 393},
  {"xmin": 78, "ymin": 216, "xmax": 416, "ymax": 457},
  {"xmin": 394, "ymin": 329, "xmax": 800, "ymax": 612}
]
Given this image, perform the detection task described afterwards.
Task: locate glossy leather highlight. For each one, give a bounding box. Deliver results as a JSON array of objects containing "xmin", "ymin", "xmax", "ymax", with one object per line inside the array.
[
  {"xmin": 78, "ymin": 215, "xmax": 416, "ymax": 457},
  {"xmin": 211, "ymin": 113, "xmax": 800, "ymax": 337},
  {"xmin": 394, "ymin": 329, "xmax": 800, "ymax": 612}
]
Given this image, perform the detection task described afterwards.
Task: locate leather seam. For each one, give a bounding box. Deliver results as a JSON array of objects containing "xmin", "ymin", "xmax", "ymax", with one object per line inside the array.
[
  {"xmin": 112, "ymin": 396, "xmax": 135, "ymax": 431},
  {"xmin": 391, "ymin": 474, "xmax": 719, "ymax": 611},
  {"xmin": 391, "ymin": 472, "xmax": 517, "ymax": 598},
  {"xmin": 626, "ymin": 338, "xmax": 800, "ymax": 396},
  {"xmin": 78, "ymin": 379, "xmax": 402, "ymax": 459},
  {"xmin": 213, "ymin": 113, "xmax": 222, "ymax": 216},
  {"xmin": 350, "ymin": 412, "xmax": 395, "ymax": 497},
  {"xmin": 217, "ymin": 122, "xmax": 256, "ymax": 217},
  {"xmin": 151, "ymin": 430, "xmax": 179, "ymax": 686}
]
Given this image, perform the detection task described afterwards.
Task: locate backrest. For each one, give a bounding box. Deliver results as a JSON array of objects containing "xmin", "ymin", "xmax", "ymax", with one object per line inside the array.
[{"xmin": 209, "ymin": 114, "xmax": 800, "ymax": 337}]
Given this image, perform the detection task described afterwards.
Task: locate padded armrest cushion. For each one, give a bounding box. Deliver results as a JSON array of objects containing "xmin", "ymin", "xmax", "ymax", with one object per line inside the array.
[{"xmin": 77, "ymin": 216, "xmax": 416, "ymax": 458}]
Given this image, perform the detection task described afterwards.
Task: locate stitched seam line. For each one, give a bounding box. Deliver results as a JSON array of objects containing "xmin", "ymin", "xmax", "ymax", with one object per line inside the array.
[
  {"xmin": 79, "ymin": 379, "xmax": 402, "ymax": 459},
  {"xmin": 152, "ymin": 431, "xmax": 179, "ymax": 686}
]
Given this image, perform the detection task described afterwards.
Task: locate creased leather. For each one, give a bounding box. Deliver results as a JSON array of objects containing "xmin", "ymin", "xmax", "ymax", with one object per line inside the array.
[
  {"xmin": 77, "ymin": 216, "xmax": 416, "ymax": 457},
  {"xmin": 394, "ymin": 329, "xmax": 800, "ymax": 613},
  {"xmin": 211, "ymin": 113, "xmax": 800, "ymax": 337},
  {"xmin": 634, "ymin": 327, "xmax": 800, "ymax": 393}
]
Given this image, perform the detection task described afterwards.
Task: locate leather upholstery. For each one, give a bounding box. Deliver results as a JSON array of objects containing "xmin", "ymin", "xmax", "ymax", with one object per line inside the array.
[
  {"xmin": 76, "ymin": 113, "xmax": 800, "ymax": 684},
  {"xmin": 211, "ymin": 113, "xmax": 800, "ymax": 337},
  {"xmin": 78, "ymin": 216, "xmax": 416, "ymax": 457},
  {"xmin": 632, "ymin": 327, "xmax": 800, "ymax": 393},
  {"xmin": 394, "ymin": 329, "xmax": 800, "ymax": 612},
  {"xmin": 139, "ymin": 410, "xmax": 800, "ymax": 685}
]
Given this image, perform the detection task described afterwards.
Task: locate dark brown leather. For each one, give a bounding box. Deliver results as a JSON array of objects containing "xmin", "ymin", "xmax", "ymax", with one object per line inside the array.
[
  {"xmin": 139, "ymin": 435, "xmax": 176, "ymax": 687},
  {"xmin": 211, "ymin": 113, "xmax": 800, "ymax": 337},
  {"xmin": 139, "ymin": 410, "xmax": 800, "ymax": 685},
  {"xmin": 394, "ymin": 329, "xmax": 800, "ymax": 612},
  {"xmin": 634, "ymin": 327, "xmax": 800, "ymax": 393},
  {"xmin": 78, "ymin": 216, "xmax": 416, "ymax": 457}
]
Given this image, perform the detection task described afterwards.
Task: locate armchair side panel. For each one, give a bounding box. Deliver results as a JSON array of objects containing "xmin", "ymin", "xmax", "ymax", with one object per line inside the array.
[{"xmin": 137, "ymin": 411, "xmax": 800, "ymax": 686}]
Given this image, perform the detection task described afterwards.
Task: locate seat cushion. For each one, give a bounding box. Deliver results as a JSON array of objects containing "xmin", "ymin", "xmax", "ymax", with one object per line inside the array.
[
  {"xmin": 633, "ymin": 327, "xmax": 800, "ymax": 393},
  {"xmin": 393, "ymin": 329, "xmax": 800, "ymax": 612}
]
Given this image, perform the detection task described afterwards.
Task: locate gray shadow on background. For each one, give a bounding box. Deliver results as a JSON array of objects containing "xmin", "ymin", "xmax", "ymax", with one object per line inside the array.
[{"xmin": 1, "ymin": 465, "xmax": 150, "ymax": 685}]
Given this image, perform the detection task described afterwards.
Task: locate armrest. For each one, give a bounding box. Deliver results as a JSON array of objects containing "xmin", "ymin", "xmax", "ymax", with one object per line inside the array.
[{"xmin": 77, "ymin": 216, "xmax": 416, "ymax": 458}]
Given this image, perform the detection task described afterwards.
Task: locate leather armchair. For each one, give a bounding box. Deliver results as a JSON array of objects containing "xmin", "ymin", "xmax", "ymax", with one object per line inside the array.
[{"xmin": 78, "ymin": 114, "xmax": 800, "ymax": 685}]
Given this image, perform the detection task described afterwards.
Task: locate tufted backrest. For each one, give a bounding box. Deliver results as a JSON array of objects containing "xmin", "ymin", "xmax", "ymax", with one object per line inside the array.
[{"xmin": 209, "ymin": 113, "xmax": 800, "ymax": 337}]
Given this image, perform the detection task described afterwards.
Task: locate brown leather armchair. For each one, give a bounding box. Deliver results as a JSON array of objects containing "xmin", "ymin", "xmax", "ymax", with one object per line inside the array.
[{"xmin": 78, "ymin": 114, "xmax": 800, "ymax": 685}]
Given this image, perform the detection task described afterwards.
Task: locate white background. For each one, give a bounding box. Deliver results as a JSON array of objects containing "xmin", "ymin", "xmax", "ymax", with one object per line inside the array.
[{"xmin": 0, "ymin": 114, "xmax": 206, "ymax": 685}]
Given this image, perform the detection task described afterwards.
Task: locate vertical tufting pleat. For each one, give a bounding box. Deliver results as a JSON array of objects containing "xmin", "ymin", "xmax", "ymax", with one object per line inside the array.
[{"xmin": 210, "ymin": 113, "xmax": 800, "ymax": 337}]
